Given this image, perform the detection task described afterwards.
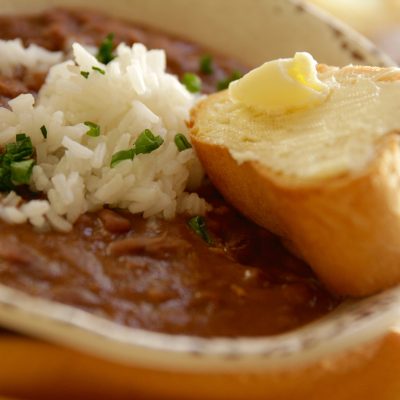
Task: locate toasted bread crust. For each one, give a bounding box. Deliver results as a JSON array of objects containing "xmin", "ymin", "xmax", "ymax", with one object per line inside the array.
[{"xmin": 190, "ymin": 84, "xmax": 400, "ymax": 296}]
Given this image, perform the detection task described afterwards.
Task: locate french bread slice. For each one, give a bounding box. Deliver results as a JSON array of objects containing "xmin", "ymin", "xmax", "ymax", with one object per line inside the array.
[{"xmin": 190, "ymin": 65, "xmax": 400, "ymax": 297}]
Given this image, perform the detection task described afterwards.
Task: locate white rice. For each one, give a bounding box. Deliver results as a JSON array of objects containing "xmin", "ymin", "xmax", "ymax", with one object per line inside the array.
[
  {"xmin": 0, "ymin": 39, "xmax": 62, "ymax": 76},
  {"xmin": 0, "ymin": 40, "xmax": 208, "ymax": 231}
]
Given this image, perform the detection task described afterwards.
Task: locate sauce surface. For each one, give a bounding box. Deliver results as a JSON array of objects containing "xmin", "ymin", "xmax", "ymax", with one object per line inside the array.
[{"xmin": 0, "ymin": 8, "xmax": 339, "ymax": 337}]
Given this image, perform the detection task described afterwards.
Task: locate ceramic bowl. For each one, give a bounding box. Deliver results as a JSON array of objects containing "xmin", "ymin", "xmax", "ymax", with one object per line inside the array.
[{"xmin": 0, "ymin": 1, "xmax": 399, "ymax": 399}]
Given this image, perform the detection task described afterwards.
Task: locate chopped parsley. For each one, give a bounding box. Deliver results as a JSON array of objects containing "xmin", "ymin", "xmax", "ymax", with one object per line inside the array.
[
  {"xmin": 0, "ymin": 133, "xmax": 35, "ymax": 191},
  {"xmin": 182, "ymin": 73, "xmax": 202, "ymax": 93},
  {"xmin": 80, "ymin": 71, "xmax": 90, "ymax": 79},
  {"xmin": 84, "ymin": 121, "xmax": 101, "ymax": 137},
  {"xmin": 188, "ymin": 216, "xmax": 213, "ymax": 245},
  {"xmin": 199, "ymin": 55, "xmax": 213, "ymax": 75},
  {"xmin": 217, "ymin": 70, "xmax": 243, "ymax": 91},
  {"xmin": 96, "ymin": 33, "xmax": 115, "ymax": 65},
  {"xmin": 110, "ymin": 149, "xmax": 135, "ymax": 168},
  {"xmin": 92, "ymin": 66, "xmax": 106, "ymax": 75},
  {"xmin": 134, "ymin": 129, "xmax": 164, "ymax": 155},
  {"xmin": 40, "ymin": 125, "xmax": 48, "ymax": 139},
  {"xmin": 174, "ymin": 133, "xmax": 192, "ymax": 152}
]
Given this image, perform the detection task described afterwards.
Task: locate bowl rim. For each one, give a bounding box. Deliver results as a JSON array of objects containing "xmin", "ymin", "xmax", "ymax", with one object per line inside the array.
[
  {"xmin": 0, "ymin": 283, "xmax": 399, "ymax": 373},
  {"xmin": 297, "ymin": 0, "xmax": 395, "ymax": 67}
]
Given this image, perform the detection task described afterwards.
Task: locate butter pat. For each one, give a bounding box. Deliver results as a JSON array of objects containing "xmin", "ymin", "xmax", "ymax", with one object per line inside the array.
[{"xmin": 229, "ymin": 52, "xmax": 330, "ymax": 114}]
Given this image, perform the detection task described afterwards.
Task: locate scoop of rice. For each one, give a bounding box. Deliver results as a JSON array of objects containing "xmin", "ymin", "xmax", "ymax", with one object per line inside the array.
[{"xmin": 0, "ymin": 40, "xmax": 207, "ymax": 231}]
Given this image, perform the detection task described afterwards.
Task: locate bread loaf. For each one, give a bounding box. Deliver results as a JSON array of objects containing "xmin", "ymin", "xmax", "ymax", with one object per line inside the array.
[{"xmin": 190, "ymin": 65, "xmax": 400, "ymax": 296}]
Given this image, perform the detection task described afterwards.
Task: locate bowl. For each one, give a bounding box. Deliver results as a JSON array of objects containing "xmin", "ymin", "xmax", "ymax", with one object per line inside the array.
[{"xmin": 0, "ymin": 1, "xmax": 399, "ymax": 399}]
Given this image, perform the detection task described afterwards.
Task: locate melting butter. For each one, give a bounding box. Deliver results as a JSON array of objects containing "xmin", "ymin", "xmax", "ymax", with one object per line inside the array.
[
  {"xmin": 229, "ymin": 52, "xmax": 330, "ymax": 114},
  {"xmin": 219, "ymin": 67, "xmax": 400, "ymax": 181}
]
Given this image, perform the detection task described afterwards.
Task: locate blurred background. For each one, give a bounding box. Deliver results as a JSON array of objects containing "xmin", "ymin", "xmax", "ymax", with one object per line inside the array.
[{"xmin": 308, "ymin": 0, "xmax": 400, "ymax": 64}]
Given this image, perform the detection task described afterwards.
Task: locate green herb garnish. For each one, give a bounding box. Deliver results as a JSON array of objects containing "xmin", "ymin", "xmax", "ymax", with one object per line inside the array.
[
  {"xmin": 10, "ymin": 159, "xmax": 35, "ymax": 185},
  {"xmin": 92, "ymin": 66, "xmax": 106, "ymax": 75},
  {"xmin": 0, "ymin": 168, "xmax": 10, "ymax": 191},
  {"xmin": 40, "ymin": 125, "xmax": 47, "ymax": 139},
  {"xmin": 80, "ymin": 71, "xmax": 90, "ymax": 79},
  {"xmin": 188, "ymin": 216, "xmax": 213, "ymax": 245},
  {"xmin": 182, "ymin": 73, "xmax": 202, "ymax": 93},
  {"xmin": 199, "ymin": 55, "xmax": 213, "ymax": 75},
  {"xmin": 216, "ymin": 70, "xmax": 243, "ymax": 91},
  {"xmin": 134, "ymin": 129, "xmax": 164, "ymax": 155},
  {"xmin": 110, "ymin": 149, "xmax": 135, "ymax": 168},
  {"xmin": 0, "ymin": 133, "xmax": 35, "ymax": 191},
  {"xmin": 110, "ymin": 129, "xmax": 163, "ymax": 168},
  {"xmin": 174, "ymin": 133, "xmax": 192, "ymax": 152},
  {"xmin": 84, "ymin": 121, "xmax": 101, "ymax": 137},
  {"xmin": 7, "ymin": 134, "xmax": 34, "ymax": 160},
  {"xmin": 97, "ymin": 33, "xmax": 115, "ymax": 65}
]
